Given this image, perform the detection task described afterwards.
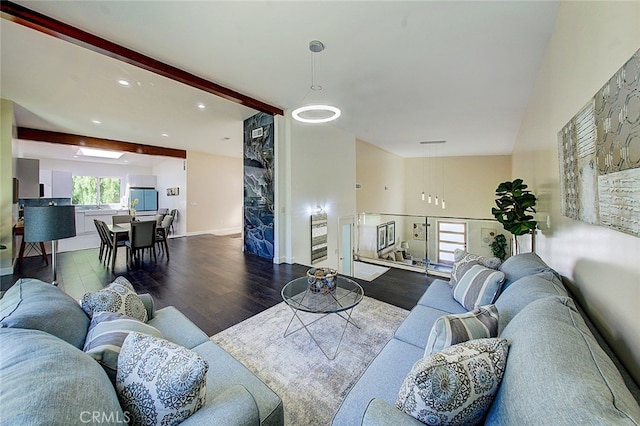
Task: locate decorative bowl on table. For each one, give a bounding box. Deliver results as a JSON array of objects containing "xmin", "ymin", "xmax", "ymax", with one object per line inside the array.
[{"xmin": 306, "ymin": 267, "xmax": 337, "ymax": 294}]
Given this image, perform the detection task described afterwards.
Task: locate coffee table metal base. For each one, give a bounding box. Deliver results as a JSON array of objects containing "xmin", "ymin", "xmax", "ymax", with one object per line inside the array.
[{"xmin": 284, "ymin": 305, "xmax": 360, "ymax": 360}]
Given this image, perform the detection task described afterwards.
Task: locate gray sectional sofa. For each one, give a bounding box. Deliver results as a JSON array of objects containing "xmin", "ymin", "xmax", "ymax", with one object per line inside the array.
[
  {"xmin": 0, "ymin": 278, "xmax": 283, "ymax": 425},
  {"xmin": 333, "ymin": 252, "xmax": 640, "ymax": 425}
]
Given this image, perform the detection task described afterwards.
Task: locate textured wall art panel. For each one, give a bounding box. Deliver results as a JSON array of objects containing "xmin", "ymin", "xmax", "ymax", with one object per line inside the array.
[
  {"xmin": 310, "ymin": 213, "xmax": 328, "ymax": 264},
  {"xmin": 558, "ymin": 48, "xmax": 640, "ymax": 237},
  {"xmin": 243, "ymin": 112, "xmax": 275, "ymax": 259}
]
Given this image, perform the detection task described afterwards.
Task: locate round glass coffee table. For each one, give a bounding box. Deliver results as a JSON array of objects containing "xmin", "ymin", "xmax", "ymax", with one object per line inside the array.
[{"xmin": 281, "ymin": 275, "xmax": 364, "ymax": 360}]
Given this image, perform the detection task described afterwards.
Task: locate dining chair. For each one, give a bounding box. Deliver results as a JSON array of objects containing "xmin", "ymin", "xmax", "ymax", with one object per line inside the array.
[
  {"xmin": 112, "ymin": 215, "xmax": 132, "ymax": 226},
  {"xmin": 155, "ymin": 214, "xmax": 173, "ymax": 260},
  {"xmin": 126, "ymin": 220, "xmax": 156, "ymax": 268},
  {"xmin": 94, "ymin": 219, "xmax": 107, "ymax": 261},
  {"xmin": 96, "ymin": 220, "xmax": 127, "ymax": 268},
  {"xmin": 168, "ymin": 209, "xmax": 178, "ymax": 234}
]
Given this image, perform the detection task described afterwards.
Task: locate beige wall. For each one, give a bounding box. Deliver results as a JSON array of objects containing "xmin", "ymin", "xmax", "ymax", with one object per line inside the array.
[
  {"xmin": 186, "ymin": 151, "xmax": 242, "ymax": 235},
  {"xmin": 356, "ymin": 139, "xmax": 405, "ymax": 214},
  {"xmin": 1, "ymin": 100, "xmax": 15, "ymax": 275},
  {"xmin": 512, "ymin": 1, "xmax": 640, "ymax": 382},
  {"xmin": 404, "ymin": 155, "xmax": 511, "ymax": 219},
  {"xmin": 356, "ymin": 139, "xmax": 511, "ymax": 219}
]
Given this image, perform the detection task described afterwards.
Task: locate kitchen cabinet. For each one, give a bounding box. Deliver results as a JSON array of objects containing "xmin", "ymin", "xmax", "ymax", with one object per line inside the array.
[
  {"xmin": 127, "ymin": 174, "xmax": 156, "ymax": 188},
  {"xmin": 16, "ymin": 158, "xmax": 40, "ymax": 198},
  {"xmin": 52, "ymin": 171, "xmax": 72, "ymax": 198}
]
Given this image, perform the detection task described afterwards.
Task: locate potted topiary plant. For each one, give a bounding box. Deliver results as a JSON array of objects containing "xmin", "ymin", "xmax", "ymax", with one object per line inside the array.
[
  {"xmin": 491, "ymin": 179, "xmax": 537, "ymax": 254},
  {"xmin": 489, "ymin": 234, "xmax": 508, "ymax": 261}
]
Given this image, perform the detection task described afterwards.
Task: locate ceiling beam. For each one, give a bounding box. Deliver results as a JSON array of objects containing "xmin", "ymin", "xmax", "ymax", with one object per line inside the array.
[
  {"xmin": 1, "ymin": 1, "xmax": 284, "ymax": 116},
  {"xmin": 17, "ymin": 128, "xmax": 187, "ymax": 159}
]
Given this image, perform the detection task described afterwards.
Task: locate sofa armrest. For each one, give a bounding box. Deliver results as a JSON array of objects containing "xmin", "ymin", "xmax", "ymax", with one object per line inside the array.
[
  {"xmin": 362, "ymin": 399, "xmax": 424, "ymax": 426},
  {"xmin": 181, "ymin": 384, "xmax": 260, "ymax": 426},
  {"xmin": 138, "ymin": 293, "xmax": 154, "ymax": 320}
]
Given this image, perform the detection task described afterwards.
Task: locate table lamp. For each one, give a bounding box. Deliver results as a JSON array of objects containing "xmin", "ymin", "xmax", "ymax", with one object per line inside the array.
[{"xmin": 24, "ymin": 205, "xmax": 76, "ymax": 286}]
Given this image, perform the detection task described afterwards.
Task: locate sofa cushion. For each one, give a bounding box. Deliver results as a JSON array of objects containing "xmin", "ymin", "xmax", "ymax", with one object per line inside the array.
[
  {"xmin": 0, "ymin": 278, "xmax": 90, "ymax": 349},
  {"xmin": 498, "ymin": 252, "xmax": 561, "ymax": 289},
  {"xmin": 487, "ymin": 296, "xmax": 640, "ymax": 424},
  {"xmin": 333, "ymin": 338, "xmax": 425, "ymax": 426},
  {"xmin": 424, "ymin": 304, "xmax": 499, "ymax": 355},
  {"xmin": 450, "ymin": 249, "xmax": 501, "ymax": 287},
  {"xmin": 394, "ymin": 305, "xmax": 458, "ymax": 349},
  {"xmin": 0, "ymin": 328, "xmax": 125, "ymax": 425},
  {"xmin": 192, "ymin": 340, "xmax": 285, "ymax": 425},
  {"xmin": 117, "ymin": 332, "xmax": 208, "ymax": 426},
  {"xmin": 83, "ymin": 311, "xmax": 163, "ymax": 382},
  {"xmin": 396, "ymin": 338, "xmax": 509, "ymax": 426},
  {"xmin": 82, "ymin": 276, "xmax": 148, "ymax": 322},
  {"xmin": 148, "ymin": 306, "xmax": 210, "ymax": 349},
  {"xmin": 494, "ymin": 272, "xmax": 567, "ymax": 333},
  {"xmin": 451, "ymin": 264, "xmax": 505, "ymax": 311},
  {"xmin": 417, "ymin": 280, "xmax": 467, "ymax": 314}
]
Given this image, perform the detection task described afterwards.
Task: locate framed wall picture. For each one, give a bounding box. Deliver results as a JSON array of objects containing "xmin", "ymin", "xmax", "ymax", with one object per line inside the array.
[
  {"xmin": 377, "ymin": 224, "xmax": 387, "ymax": 251},
  {"xmin": 386, "ymin": 221, "xmax": 396, "ymax": 247}
]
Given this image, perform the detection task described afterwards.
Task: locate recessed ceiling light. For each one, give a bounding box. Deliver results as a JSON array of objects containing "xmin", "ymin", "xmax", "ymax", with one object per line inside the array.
[
  {"xmin": 161, "ymin": 133, "xmax": 169, "ymax": 137},
  {"xmin": 92, "ymin": 119, "xmax": 102, "ymax": 125},
  {"xmin": 77, "ymin": 147, "xmax": 123, "ymax": 159},
  {"xmin": 197, "ymin": 103, "xmax": 206, "ymax": 110},
  {"xmin": 118, "ymin": 79, "xmax": 130, "ymax": 86},
  {"xmin": 123, "ymin": 160, "xmax": 129, "ymax": 163}
]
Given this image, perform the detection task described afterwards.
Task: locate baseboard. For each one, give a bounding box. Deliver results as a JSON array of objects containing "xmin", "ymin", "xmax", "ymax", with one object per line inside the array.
[{"xmin": 210, "ymin": 227, "xmax": 242, "ymax": 236}]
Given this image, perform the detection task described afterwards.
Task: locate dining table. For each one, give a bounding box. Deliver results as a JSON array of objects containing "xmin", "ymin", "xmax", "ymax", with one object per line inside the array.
[{"xmin": 107, "ymin": 223, "xmax": 129, "ymax": 269}]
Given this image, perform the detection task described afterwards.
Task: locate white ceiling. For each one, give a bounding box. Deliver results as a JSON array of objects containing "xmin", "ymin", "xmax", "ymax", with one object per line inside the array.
[{"xmin": 1, "ymin": 1, "xmax": 559, "ymax": 165}]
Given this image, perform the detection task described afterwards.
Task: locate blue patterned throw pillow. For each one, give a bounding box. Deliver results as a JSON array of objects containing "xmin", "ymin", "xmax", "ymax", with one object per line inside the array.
[
  {"xmin": 397, "ymin": 338, "xmax": 509, "ymax": 426},
  {"xmin": 425, "ymin": 305, "xmax": 499, "ymax": 355},
  {"xmin": 82, "ymin": 277, "xmax": 148, "ymax": 322},
  {"xmin": 116, "ymin": 332, "xmax": 208, "ymax": 426}
]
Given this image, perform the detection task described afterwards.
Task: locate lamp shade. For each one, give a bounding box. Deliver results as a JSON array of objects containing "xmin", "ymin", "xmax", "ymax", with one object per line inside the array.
[{"xmin": 24, "ymin": 206, "xmax": 76, "ymax": 242}]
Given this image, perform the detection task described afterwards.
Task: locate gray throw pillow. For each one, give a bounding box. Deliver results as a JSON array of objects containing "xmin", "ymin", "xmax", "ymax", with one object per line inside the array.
[
  {"xmin": 0, "ymin": 278, "xmax": 90, "ymax": 349},
  {"xmin": 425, "ymin": 305, "xmax": 499, "ymax": 355},
  {"xmin": 452, "ymin": 264, "xmax": 505, "ymax": 311},
  {"xmin": 397, "ymin": 338, "xmax": 509, "ymax": 426},
  {"xmin": 83, "ymin": 311, "xmax": 163, "ymax": 382},
  {"xmin": 450, "ymin": 250, "xmax": 501, "ymax": 287},
  {"xmin": 116, "ymin": 332, "xmax": 208, "ymax": 426},
  {"xmin": 81, "ymin": 277, "xmax": 147, "ymax": 322}
]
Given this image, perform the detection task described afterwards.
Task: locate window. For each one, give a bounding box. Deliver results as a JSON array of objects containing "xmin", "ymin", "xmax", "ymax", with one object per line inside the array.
[
  {"xmin": 72, "ymin": 176, "xmax": 121, "ymax": 205},
  {"xmin": 437, "ymin": 221, "xmax": 467, "ymax": 264}
]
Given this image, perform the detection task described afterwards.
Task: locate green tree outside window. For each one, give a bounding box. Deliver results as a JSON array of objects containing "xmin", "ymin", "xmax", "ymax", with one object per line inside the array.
[
  {"xmin": 72, "ymin": 176, "xmax": 97, "ymax": 205},
  {"xmin": 100, "ymin": 178, "xmax": 121, "ymax": 204},
  {"xmin": 72, "ymin": 176, "xmax": 121, "ymax": 205}
]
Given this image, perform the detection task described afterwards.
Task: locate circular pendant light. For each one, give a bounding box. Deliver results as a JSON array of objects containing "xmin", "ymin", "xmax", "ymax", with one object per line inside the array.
[
  {"xmin": 292, "ymin": 40, "xmax": 341, "ymax": 124},
  {"xmin": 292, "ymin": 105, "xmax": 341, "ymax": 124}
]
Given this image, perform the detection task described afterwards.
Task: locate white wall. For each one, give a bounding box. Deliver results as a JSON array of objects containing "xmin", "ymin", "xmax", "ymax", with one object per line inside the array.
[
  {"xmin": 512, "ymin": 1, "xmax": 640, "ymax": 382},
  {"xmin": 283, "ymin": 116, "xmax": 356, "ymax": 269},
  {"xmin": 153, "ymin": 157, "xmax": 187, "ymax": 236}
]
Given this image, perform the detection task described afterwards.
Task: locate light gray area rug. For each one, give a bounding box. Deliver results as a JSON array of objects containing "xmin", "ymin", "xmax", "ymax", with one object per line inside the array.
[{"xmin": 211, "ymin": 296, "xmax": 409, "ymax": 425}]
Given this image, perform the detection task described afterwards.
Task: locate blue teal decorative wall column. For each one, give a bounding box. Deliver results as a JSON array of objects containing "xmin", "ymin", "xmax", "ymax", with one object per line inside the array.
[{"xmin": 243, "ymin": 112, "xmax": 275, "ymax": 259}]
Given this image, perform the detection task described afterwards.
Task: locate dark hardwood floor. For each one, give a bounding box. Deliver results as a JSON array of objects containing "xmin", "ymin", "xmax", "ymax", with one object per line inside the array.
[{"xmin": 1, "ymin": 234, "xmax": 437, "ymax": 336}]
